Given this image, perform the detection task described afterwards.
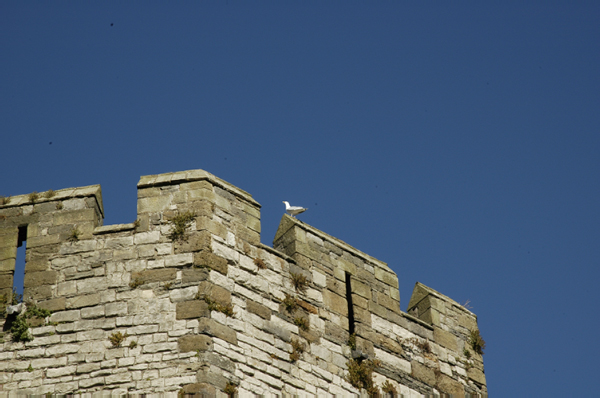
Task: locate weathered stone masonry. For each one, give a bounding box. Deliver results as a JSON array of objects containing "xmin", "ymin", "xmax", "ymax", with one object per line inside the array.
[{"xmin": 0, "ymin": 169, "xmax": 487, "ymax": 396}]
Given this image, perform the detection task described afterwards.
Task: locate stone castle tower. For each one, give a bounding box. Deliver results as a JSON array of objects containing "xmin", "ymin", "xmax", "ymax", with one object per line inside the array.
[{"xmin": 0, "ymin": 169, "xmax": 487, "ymax": 396}]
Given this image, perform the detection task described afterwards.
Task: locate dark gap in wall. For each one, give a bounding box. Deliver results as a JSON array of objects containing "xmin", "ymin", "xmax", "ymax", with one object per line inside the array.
[
  {"xmin": 14, "ymin": 225, "xmax": 27, "ymax": 299},
  {"xmin": 345, "ymin": 272, "xmax": 355, "ymax": 335}
]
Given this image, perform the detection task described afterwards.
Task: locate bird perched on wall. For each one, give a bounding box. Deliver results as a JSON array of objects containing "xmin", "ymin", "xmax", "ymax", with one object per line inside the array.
[{"xmin": 283, "ymin": 201, "xmax": 307, "ymax": 218}]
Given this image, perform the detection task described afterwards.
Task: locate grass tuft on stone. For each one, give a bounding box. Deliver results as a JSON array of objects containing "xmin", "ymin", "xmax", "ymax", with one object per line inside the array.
[
  {"xmin": 294, "ymin": 316, "xmax": 309, "ymax": 332},
  {"xmin": 254, "ymin": 258, "xmax": 267, "ymax": 269},
  {"xmin": 282, "ymin": 293, "xmax": 298, "ymax": 313},
  {"xmin": 290, "ymin": 338, "xmax": 305, "ymax": 362},
  {"xmin": 28, "ymin": 191, "xmax": 39, "ymax": 203},
  {"xmin": 109, "ymin": 331, "xmax": 128, "ymax": 347},
  {"xmin": 346, "ymin": 358, "xmax": 381, "ymax": 395},
  {"xmin": 167, "ymin": 211, "xmax": 196, "ymax": 242},
  {"xmin": 469, "ymin": 329, "xmax": 486, "ymax": 355},
  {"xmin": 67, "ymin": 227, "xmax": 80, "ymax": 242},
  {"xmin": 223, "ymin": 381, "xmax": 238, "ymax": 398},
  {"xmin": 290, "ymin": 272, "xmax": 308, "ymax": 293}
]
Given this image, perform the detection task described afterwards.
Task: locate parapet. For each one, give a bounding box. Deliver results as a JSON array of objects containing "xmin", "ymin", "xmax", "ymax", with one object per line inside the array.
[{"xmin": 0, "ymin": 169, "xmax": 486, "ymax": 396}]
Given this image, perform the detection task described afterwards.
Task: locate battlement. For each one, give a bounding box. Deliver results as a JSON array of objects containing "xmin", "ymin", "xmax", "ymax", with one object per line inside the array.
[{"xmin": 0, "ymin": 169, "xmax": 486, "ymax": 396}]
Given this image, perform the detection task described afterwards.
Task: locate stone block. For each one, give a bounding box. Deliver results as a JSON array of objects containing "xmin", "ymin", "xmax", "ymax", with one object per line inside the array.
[
  {"xmin": 138, "ymin": 195, "xmax": 172, "ymax": 214},
  {"xmin": 324, "ymin": 323, "xmax": 349, "ymax": 347},
  {"xmin": 459, "ymin": 312, "xmax": 478, "ymax": 331},
  {"xmin": 38, "ymin": 297, "xmax": 66, "ymax": 312},
  {"xmin": 23, "ymin": 285, "xmax": 53, "ymax": 300},
  {"xmin": 134, "ymin": 268, "xmax": 177, "ymax": 283},
  {"xmin": 0, "ymin": 271, "xmax": 13, "ymax": 288},
  {"xmin": 133, "ymin": 231, "xmax": 161, "ymax": 245},
  {"xmin": 23, "ymin": 259, "xmax": 50, "ymax": 272},
  {"xmin": 176, "ymin": 300, "xmax": 209, "ymax": 320},
  {"xmin": 436, "ymin": 372, "xmax": 466, "ymax": 396},
  {"xmin": 322, "ymin": 290, "xmax": 348, "ymax": 317},
  {"xmin": 374, "ymin": 266, "xmax": 399, "ymax": 289},
  {"xmin": 53, "ymin": 209, "xmax": 97, "ymax": 225},
  {"xmin": 433, "ymin": 326, "xmax": 458, "ymax": 352},
  {"xmin": 105, "ymin": 302, "xmax": 128, "ymax": 317},
  {"xmin": 182, "ymin": 383, "xmax": 217, "ymax": 395},
  {"xmin": 0, "ymin": 245, "xmax": 16, "ymax": 262},
  {"xmin": 350, "ymin": 278, "xmax": 371, "ymax": 300},
  {"xmin": 66, "ymin": 293, "xmax": 101, "ymax": 309},
  {"xmin": 197, "ymin": 351, "xmax": 236, "ymax": 373},
  {"xmin": 377, "ymin": 291, "xmax": 401, "ymax": 314},
  {"xmin": 178, "ymin": 334, "xmax": 213, "ymax": 352},
  {"xmin": 193, "ymin": 251, "xmax": 227, "ymax": 275},
  {"xmin": 196, "ymin": 367, "xmax": 230, "ymax": 390},
  {"xmin": 182, "ymin": 268, "xmax": 209, "ymax": 284},
  {"xmin": 353, "ymin": 306, "xmax": 371, "ymax": 327},
  {"xmin": 246, "ymin": 299, "xmax": 271, "ymax": 320},
  {"xmin": 197, "ymin": 318, "xmax": 237, "ymax": 345},
  {"xmin": 351, "ymin": 293, "xmax": 368, "ymax": 310},
  {"xmin": 0, "ymin": 258, "xmax": 15, "ymax": 272},
  {"xmin": 81, "ymin": 305, "xmax": 105, "ymax": 319},
  {"xmin": 412, "ymin": 361, "xmax": 436, "ymax": 386},
  {"xmin": 467, "ymin": 366, "xmax": 486, "ymax": 385},
  {"xmin": 0, "ymin": 228, "xmax": 18, "ymax": 247},
  {"xmin": 173, "ymin": 231, "xmax": 211, "ymax": 253},
  {"xmin": 50, "ymin": 309, "xmax": 81, "ymax": 323}
]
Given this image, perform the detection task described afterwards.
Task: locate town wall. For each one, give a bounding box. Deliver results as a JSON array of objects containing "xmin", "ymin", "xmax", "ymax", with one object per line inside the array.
[{"xmin": 0, "ymin": 169, "xmax": 486, "ymax": 396}]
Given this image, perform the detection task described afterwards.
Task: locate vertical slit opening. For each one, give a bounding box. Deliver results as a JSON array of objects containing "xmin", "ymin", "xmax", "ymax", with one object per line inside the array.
[
  {"xmin": 345, "ymin": 272, "xmax": 355, "ymax": 335},
  {"xmin": 14, "ymin": 225, "xmax": 27, "ymax": 301}
]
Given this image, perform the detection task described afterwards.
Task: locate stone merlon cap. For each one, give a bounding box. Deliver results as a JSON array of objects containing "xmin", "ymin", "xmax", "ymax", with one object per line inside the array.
[
  {"xmin": 408, "ymin": 281, "xmax": 476, "ymax": 317},
  {"xmin": 137, "ymin": 169, "xmax": 260, "ymax": 208},
  {"xmin": 0, "ymin": 185, "xmax": 104, "ymax": 218},
  {"xmin": 275, "ymin": 213, "xmax": 390, "ymax": 270}
]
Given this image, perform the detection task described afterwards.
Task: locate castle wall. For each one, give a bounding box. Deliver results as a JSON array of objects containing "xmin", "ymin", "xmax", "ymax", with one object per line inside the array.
[{"xmin": 0, "ymin": 169, "xmax": 486, "ymax": 396}]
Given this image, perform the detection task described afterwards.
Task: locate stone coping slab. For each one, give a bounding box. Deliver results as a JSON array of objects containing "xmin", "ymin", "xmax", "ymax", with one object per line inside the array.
[
  {"xmin": 136, "ymin": 169, "xmax": 260, "ymax": 208},
  {"xmin": 0, "ymin": 185, "xmax": 103, "ymax": 217}
]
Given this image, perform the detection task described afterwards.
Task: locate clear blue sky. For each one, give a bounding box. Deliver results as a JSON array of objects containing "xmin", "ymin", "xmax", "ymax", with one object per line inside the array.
[{"xmin": 2, "ymin": 2, "xmax": 599, "ymax": 396}]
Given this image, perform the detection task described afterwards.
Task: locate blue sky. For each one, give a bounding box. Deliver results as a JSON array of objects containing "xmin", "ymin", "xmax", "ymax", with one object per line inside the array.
[{"xmin": 2, "ymin": 2, "xmax": 599, "ymax": 396}]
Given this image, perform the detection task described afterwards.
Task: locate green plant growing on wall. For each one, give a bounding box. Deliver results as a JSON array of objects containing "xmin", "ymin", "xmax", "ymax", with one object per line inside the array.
[
  {"xmin": 204, "ymin": 296, "xmax": 234, "ymax": 317},
  {"xmin": 468, "ymin": 329, "xmax": 486, "ymax": 355},
  {"xmin": 290, "ymin": 338, "xmax": 305, "ymax": 362},
  {"xmin": 294, "ymin": 317, "xmax": 309, "ymax": 332},
  {"xmin": 282, "ymin": 293, "xmax": 298, "ymax": 313},
  {"xmin": 44, "ymin": 189, "xmax": 56, "ymax": 199},
  {"xmin": 129, "ymin": 340, "xmax": 138, "ymax": 349},
  {"xmin": 28, "ymin": 191, "xmax": 39, "ymax": 203},
  {"xmin": 167, "ymin": 211, "xmax": 196, "ymax": 242},
  {"xmin": 11, "ymin": 288, "xmax": 22, "ymax": 305},
  {"xmin": 55, "ymin": 202, "xmax": 63, "ymax": 210},
  {"xmin": 346, "ymin": 358, "xmax": 381, "ymax": 396},
  {"xmin": 463, "ymin": 348, "xmax": 472, "ymax": 359},
  {"xmin": 348, "ymin": 333, "xmax": 357, "ymax": 351},
  {"xmin": 10, "ymin": 302, "xmax": 51, "ymax": 342},
  {"xmin": 290, "ymin": 272, "xmax": 308, "ymax": 293},
  {"xmin": 27, "ymin": 364, "xmax": 34, "ymax": 372},
  {"xmin": 67, "ymin": 227, "xmax": 80, "ymax": 242},
  {"xmin": 10, "ymin": 316, "xmax": 32, "ymax": 342},
  {"xmin": 0, "ymin": 195, "xmax": 11, "ymax": 205},
  {"xmin": 223, "ymin": 381, "xmax": 238, "ymax": 398},
  {"xmin": 109, "ymin": 331, "xmax": 128, "ymax": 347}
]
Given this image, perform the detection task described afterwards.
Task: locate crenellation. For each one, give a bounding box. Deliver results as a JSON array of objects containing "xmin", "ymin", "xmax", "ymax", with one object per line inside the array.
[{"xmin": 0, "ymin": 168, "xmax": 486, "ymax": 396}]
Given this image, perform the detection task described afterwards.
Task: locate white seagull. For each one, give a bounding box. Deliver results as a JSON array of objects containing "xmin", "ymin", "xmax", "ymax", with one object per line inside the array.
[{"xmin": 283, "ymin": 201, "xmax": 307, "ymax": 218}]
